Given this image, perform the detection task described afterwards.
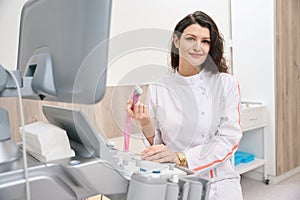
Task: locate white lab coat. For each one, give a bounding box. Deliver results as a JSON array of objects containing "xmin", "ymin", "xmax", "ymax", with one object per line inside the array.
[{"xmin": 145, "ymin": 68, "xmax": 243, "ymax": 199}]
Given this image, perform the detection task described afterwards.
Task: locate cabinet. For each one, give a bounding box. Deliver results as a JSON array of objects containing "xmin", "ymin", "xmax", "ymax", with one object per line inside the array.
[{"xmin": 234, "ymin": 102, "xmax": 269, "ymax": 184}]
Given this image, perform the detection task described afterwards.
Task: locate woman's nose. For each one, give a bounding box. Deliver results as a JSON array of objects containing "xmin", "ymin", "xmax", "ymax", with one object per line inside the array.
[{"xmin": 193, "ymin": 40, "xmax": 203, "ymax": 52}]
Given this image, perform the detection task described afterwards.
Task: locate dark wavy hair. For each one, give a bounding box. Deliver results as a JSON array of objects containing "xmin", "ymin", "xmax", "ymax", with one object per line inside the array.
[{"xmin": 170, "ymin": 11, "xmax": 228, "ymax": 73}]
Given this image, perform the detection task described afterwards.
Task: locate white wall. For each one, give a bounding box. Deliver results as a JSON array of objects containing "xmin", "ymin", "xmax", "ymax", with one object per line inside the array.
[
  {"xmin": 0, "ymin": 0, "xmax": 232, "ymax": 85},
  {"xmin": 0, "ymin": 0, "xmax": 230, "ymax": 85},
  {"xmin": 231, "ymin": 0, "xmax": 276, "ymax": 176},
  {"xmin": 107, "ymin": 0, "xmax": 232, "ymax": 85}
]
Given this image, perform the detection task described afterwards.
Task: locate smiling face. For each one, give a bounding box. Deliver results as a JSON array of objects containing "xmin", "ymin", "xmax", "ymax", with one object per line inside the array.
[{"xmin": 174, "ymin": 24, "xmax": 210, "ymax": 76}]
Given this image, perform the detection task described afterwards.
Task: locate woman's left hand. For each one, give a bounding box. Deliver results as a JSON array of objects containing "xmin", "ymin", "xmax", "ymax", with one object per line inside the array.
[{"xmin": 141, "ymin": 144, "xmax": 180, "ymax": 165}]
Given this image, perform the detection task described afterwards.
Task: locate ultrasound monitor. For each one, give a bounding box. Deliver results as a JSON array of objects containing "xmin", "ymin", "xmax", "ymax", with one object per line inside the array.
[
  {"xmin": 0, "ymin": 0, "xmax": 111, "ymax": 166},
  {"xmin": 17, "ymin": 0, "xmax": 112, "ymax": 104}
]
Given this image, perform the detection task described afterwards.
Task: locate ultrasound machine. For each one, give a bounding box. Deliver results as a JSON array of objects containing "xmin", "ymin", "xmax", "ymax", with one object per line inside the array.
[{"xmin": 0, "ymin": 0, "xmax": 210, "ymax": 199}]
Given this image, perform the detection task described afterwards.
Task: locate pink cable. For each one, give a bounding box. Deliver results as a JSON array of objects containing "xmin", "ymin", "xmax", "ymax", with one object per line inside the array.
[
  {"xmin": 124, "ymin": 93, "xmax": 140, "ymax": 152},
  {"xmin": 124, "ymin": 112, "xmax": 131, "ymax": 152}
]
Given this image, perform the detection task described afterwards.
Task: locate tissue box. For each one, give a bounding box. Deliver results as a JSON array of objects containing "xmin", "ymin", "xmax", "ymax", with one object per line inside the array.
[{"xmin": 20, "ymin": 121, "xmax": 75, "ymax": 162}]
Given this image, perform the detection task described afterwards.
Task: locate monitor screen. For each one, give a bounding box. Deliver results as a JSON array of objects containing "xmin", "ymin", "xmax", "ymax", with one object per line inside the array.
[{"xmin": 17, "ymin": 0, "xmax": 112, "ymax": 104}]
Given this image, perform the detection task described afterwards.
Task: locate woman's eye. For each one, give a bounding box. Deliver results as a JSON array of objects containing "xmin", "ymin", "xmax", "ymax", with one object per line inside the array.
[
  {"xmin": 203, "ymin": 40, "xmax": 211, "ymax": 44},
  {"xmin": 186, "ymin": 37, "xmax": 195, "ymax": 41}
]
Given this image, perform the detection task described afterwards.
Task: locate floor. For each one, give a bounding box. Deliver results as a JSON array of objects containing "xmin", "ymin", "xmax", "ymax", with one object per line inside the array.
[
  {"xmin": 88, "ymin": 173, "xmax": 300, "ymax": 200},
  {"xmin": 241, "ymin": 173, "xmax": 300, "ymax": 200}
]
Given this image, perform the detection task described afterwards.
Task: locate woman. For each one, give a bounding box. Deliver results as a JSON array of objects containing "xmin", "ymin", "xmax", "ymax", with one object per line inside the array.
[{"xmin": 127, "ymin": 11, "xmax": 243, "ymax": 200}]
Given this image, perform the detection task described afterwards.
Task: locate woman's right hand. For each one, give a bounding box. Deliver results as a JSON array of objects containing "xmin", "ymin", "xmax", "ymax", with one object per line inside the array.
[{"xmin": 126, "ymin": 99, "xmax": 151, "ymax": 127}]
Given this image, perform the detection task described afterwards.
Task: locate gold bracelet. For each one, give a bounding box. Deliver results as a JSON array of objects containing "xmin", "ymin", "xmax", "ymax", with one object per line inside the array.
[{"xmin": 176, "ymin": 152, "xmax": 186, "ymax": 166}]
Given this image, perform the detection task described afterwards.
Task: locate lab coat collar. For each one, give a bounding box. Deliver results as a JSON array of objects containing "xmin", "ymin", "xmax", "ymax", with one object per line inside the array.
[{"xmin": 174, "ymin": 69, "xmax": 208, "ymax": 86}]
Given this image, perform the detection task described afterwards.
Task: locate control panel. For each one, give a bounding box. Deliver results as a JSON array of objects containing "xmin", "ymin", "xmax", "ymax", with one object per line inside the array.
[{"xmin": 111, "ymin": 150, "xmax": 187, "ymax": 180}]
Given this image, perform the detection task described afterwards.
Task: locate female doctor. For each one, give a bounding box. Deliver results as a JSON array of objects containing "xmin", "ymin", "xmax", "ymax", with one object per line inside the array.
[{"xmin": 127, "ymin": 11, "xmax": 243, "ymax": 200}]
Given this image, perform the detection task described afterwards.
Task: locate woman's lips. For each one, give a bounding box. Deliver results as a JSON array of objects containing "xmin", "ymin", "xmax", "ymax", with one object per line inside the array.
[{"xmin": 189, "ymin": 53, "xmax": 203, "ymax": 58}]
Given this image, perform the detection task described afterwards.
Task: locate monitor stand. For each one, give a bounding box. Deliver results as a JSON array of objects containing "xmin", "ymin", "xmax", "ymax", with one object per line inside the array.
[{"xmin": 0, "ymin": 108, "xmax": 21, "ymax": 165}]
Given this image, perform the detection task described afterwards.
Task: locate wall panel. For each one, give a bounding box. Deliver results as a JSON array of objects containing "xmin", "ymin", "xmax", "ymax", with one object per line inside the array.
[{"xmin": 275, "ymin": 0, "xmax": 300, "ymax": 175}]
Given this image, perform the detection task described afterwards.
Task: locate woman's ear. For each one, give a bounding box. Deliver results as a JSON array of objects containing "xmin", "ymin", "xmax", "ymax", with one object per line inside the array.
[{"xmin": 173, "ymin": 34, "xmax": 180, "ymax": 48}]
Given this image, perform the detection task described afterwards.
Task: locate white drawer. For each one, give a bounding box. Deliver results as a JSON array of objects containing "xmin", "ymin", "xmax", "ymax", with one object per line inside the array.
[{"xmin": 241, "ymin": 105, "xmax": 267, "ymax": 131}]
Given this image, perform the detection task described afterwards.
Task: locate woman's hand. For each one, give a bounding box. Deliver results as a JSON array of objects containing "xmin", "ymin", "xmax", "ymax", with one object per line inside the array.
[
  {"xmin": 141, "ymin": 144, "xmax": 180, "ymax": 165},
  {"xmin": 126, "ymin": 99, "xmax": 155, "ymax": 144},
  {"xmin": 126, "ymin": 99, "xmax": 151, "ymax": 127}
]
